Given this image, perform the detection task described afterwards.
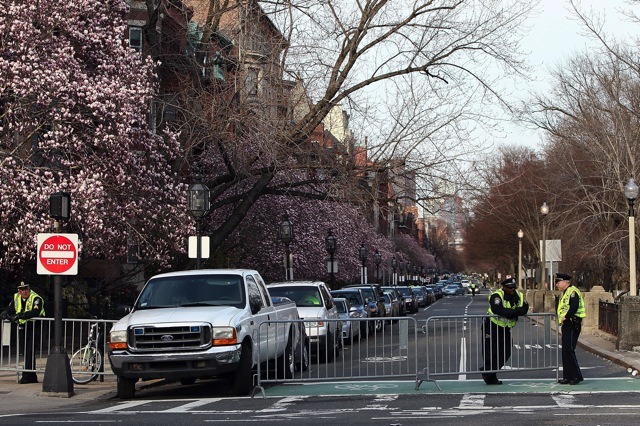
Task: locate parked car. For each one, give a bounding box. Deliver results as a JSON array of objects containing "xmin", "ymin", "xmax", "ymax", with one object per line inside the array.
[
  {"xmin": 381, "ymin": 291, "xmax": 399, "ymax": 320},
  {"xmin": 345, "ymin": 284, "xmax": 386, "ymax": 332},
  {"xmin": 411, "ymin": 287, "xmax": 428, "ymax": 308},
  {"xmin": 423, "ymin": 286, "xmax": 436, "ymax": 305},
  {"xmin": 381, "ymin": 286, "xmax": 406, "ymax": 316},
  {"xmin": 442, "ymin": 283, "xmax": 465, "ymax": 296},
  {"xmin": 333, "ymin": 297, "xmax": 364, "ymax": 343},
  {"xmin": 267, "ymin": 281, "xmax": 341, "ymax": 362},
  {"xmin": 331, "ymin": 288, "xmax": 372, "ymax": 336},
  {"xmin": 395, "ymin": 286, "xmax": 418, "ymax": 314},
  {"xmin": 426, "ymin": 284, "xmax": 441, "ymax": 300}
]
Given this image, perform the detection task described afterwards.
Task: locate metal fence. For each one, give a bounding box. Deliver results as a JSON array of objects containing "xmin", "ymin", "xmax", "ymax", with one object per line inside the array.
[
  {"xmin": 598, "ymin": 300, "xmax": 620, "ymax": 336},
  {"xmin": 254, "ymin": 317, "xmax": 419, "ymax": 396},
  {"xmin": 0, "ymin": 317, "xmax": 116, "ymax": 380},
  {"xmin": 416, "ymin": 313, "xmax": 560, "ymax": 390}
]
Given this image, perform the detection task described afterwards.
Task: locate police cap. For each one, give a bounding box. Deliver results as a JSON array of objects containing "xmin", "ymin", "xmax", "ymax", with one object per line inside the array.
[
  {"xmin": 501, "ymin": 278, "xmax": 517, "ymax": 288},
  {"xmin": 555, "ymin": 273, "xmax": 572, "ymax": 282}
]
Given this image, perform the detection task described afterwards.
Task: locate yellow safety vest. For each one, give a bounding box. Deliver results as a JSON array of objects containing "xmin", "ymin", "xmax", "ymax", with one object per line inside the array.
[
  {"xmin": 13, "ymin": 291, "xmax": 45, "ymax": 324},
  {"xmin": 487, "ymin": 289, "xmax": 524, "ymax": 328},
  {"xmin": 557, "ymin": 286, "xmax": 585, "ymax": 321}
]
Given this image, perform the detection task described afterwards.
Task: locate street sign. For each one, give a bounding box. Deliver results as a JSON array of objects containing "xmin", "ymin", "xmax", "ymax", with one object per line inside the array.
[{"xmin": 37, "ymin": 233, "xmax": 79, "ymax": 275}]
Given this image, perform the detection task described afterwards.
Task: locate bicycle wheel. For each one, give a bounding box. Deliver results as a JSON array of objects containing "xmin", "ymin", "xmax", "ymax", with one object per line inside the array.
[{"xmin": 70, "ymin": 346, "xmax": 103, "ymax": 384}]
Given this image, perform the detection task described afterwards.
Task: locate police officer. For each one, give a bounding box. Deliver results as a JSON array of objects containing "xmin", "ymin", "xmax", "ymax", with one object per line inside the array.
[
  {"xmin": 482, "ymin": 277, "xmax": 529, "ymax": 385},
  {"xmin": 555, "ymin": 273, "xmax": 585, "ymax": 385},
  {"xmin": 470, "ymin": 281, "xmax": 476, "ymax": 297},
  {"xmin": 0, "ymin": 282, "xmax": 45, "ymax": 383}
]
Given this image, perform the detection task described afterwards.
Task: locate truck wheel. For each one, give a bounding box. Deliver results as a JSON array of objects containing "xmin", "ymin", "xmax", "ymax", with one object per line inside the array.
[
  {"xmin": 277, "ymin": 335, "xmax": 294, "ymax": 380},
  {"xmin": 233, "ymin": 342, "xmax": 253, "ymax": 396},
  {"xmin": 116, "ymin": 376, "xmax": 137, "ymax": 399}
]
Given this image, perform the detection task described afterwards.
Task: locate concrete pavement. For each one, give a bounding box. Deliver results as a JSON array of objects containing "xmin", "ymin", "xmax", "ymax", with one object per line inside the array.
[{"xmin": 0, "ymin": 329, "xmax": 639, "ymax": 415}]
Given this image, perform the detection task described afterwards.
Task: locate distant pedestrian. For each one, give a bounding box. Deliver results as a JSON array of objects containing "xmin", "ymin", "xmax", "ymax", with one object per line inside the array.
[
  {"xmin": 481, "ymin": 277, "xmax": 529, "ymax": 385},
  {"xmin": 555, "ymin": 273, "xmax": 585, "ymax": 385},
  {"xmin": 0, "ymin": 282, "xmax": 45, "ymax": 384},
  {"xmin": 470, "ymin": 281, "xmax": 476, "ymax": 297}
]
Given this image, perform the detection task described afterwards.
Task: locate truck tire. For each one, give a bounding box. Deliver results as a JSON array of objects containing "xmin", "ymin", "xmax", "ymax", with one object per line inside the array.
[
  {"xmin": 233, "ymin": 342, "xmax": 253, "ymax": 396},
  {"xmin": 116, "ymin": 376, "xmax": 137, "ymax": 399}
]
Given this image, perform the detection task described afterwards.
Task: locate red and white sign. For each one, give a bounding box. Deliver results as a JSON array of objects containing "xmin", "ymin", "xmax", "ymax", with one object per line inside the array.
[{"xmin": 37, "ymin": 233, "xmax": 79, "ymax": 275}]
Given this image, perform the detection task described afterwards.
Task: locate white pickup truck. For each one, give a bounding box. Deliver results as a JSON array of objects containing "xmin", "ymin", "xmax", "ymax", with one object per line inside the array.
[{"xmin": 108, "ymin": 269, "xmax": 305, "ymax": 398}]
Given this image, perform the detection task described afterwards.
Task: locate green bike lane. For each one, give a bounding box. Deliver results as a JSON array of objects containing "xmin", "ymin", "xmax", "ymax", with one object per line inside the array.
[{"xmin": 260, "ymin": 377, "xmax": 640, "ymax": 397}]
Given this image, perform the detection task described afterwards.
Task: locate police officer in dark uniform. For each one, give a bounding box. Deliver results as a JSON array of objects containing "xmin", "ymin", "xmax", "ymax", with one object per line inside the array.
[
  {"xmin": 555, "ymin": 273, "xmax": 585, "ymax": 385},
  {"xmin": 1, "ymin": 282, "xmax": 46, "ymax": 383},
  {"xmin": 482, "ymin": 277, "xmax": 529, "ymax": 385}
]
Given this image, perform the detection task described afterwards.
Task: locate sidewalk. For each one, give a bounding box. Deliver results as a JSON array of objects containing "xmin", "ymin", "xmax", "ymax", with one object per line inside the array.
[{"xmin": 1, "ymin": 330, "xmax": 639, "ymax": 414}]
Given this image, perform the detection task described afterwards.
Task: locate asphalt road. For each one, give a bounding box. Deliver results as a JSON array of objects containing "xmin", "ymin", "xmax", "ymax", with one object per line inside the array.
[{"xmin": 2, "ymin": 291, "xmax": 638, "ymax": 425}]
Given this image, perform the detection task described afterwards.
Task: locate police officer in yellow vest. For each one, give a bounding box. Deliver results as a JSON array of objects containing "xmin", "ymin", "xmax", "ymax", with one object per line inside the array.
[
  {"xmin": 482, "ymin": 277, "xmax": 529, "ymax": 385},
  {"xmin": 0, "ymin": 282, "xmax": 45, "ymax": 383},
  {"xmin": 555, "ymin": 273, "xmax": 585, "ymax": 385}
]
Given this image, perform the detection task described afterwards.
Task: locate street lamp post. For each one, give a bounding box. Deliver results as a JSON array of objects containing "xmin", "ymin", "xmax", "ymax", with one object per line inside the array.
[
  {"xmin": 279, "ymin": 213, "xmax": 294, "ymax": 281},
  {"xmin": 391, "ymin": 257, "xmax": 398, "ymax": 285},
  {"xmin": 399, "ymin": 260, "xmax": 404, "ymax": 283},
  {"xmin": 187, "ymin": 177, "xmax": 211, "ymax": 269},
  {"xmin": 540, "ymin": 202, "xmax": 549, "ymax": 289},
  {"xmin": 43, "ymin": 192, "xmax": 73, "ymax": 395},
  {"xmin": 359, "ymin": 243, "xmax": 368, "ymax": 284},
  {"xmin": 325, "ymin": 229, "xmax": 337, "ymax": 289},
  {"xmin": 373, "ymin": 250, "xmax": 382, "ymax": 282},
  {"xmin": 625, "ymin": 178, "xmax": 639, "ymax": 296},
  {"xmin": 518, "ymin": 228, "xmax": 524, "ymax": 290}
]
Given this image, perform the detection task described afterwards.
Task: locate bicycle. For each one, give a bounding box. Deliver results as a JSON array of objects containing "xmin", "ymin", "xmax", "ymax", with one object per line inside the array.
[{"xmin": 70, "ymin": 322, "xmax": 103, "ymax": 384}]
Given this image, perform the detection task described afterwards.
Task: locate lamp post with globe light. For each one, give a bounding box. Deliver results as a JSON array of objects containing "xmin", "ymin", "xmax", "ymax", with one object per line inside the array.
[
  {"xmin": 540, "ymin": 202, "xmax": 549, "ymax": 289},
  {"xmin": 625, "ymin": 178, "xmax": 639, "ymax": 296},
  {"xmin": 518, "ymin": 229, "xmax": 524, "ymax": 290}
]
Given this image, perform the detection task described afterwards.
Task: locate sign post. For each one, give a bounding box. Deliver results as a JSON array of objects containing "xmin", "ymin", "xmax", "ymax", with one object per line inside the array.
[{"xmin": 38, "ymin": 226, "xmax": 78, "ymax": 395}]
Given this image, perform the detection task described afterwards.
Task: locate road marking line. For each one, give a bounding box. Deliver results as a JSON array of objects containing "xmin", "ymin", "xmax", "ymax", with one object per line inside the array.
[
  {"xmin": 89, "ymin": 400, "xmax": 150, "ymax": 413},
  {"xmin": 163, "ymin": 398, "xmax": 224, "ymax": 412},
  {"xmin": 458, "ymin": 337, "xmax": 466, "ymax": 380},
  {"xmin": 458, "ymin": 393, "xmax": 485, "ymax": 409}
]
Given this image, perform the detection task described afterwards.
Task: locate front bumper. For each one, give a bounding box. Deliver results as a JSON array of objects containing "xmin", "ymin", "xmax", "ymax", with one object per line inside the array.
[{"xmin": 109, "ymin": 344, "xmax": 242, "ymax": 380}]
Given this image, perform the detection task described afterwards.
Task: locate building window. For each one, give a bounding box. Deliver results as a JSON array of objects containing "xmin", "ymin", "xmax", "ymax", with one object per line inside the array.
[
  {"xmin": 246, "ymin": 68, "xmax": 259, "ymax": 96},
  {"xmin": 129, "ymin": 27, "xmax": 143, "ymax": 52}
]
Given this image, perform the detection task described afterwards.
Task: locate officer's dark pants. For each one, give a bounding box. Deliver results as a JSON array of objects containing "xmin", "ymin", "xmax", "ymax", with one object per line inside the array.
[
  {"xmin": 561, "ymin": 319, "xmax": 583, "ymax": 381},
  {"xmin": 482, "ymin": 319, "xmax": 511, "ymax": 384},
  {"xmin": 17, "ymin": 322, "xmax": 38, "ymax": 381}
]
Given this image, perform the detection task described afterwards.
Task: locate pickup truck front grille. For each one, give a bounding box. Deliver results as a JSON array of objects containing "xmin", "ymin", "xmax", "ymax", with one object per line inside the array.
[{"xmin": 128, "ymin": 324, "xmax": 212, "ymax": 352}]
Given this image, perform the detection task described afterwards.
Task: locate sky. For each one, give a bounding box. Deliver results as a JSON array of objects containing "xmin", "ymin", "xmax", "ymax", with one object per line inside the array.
[{"xmin": 500, "ymin": 0, "xmax": 640, "ymax": 150}]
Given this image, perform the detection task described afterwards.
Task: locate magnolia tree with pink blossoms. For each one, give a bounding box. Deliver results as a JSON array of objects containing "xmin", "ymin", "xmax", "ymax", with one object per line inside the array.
[
  {"xmin": 223, "ymin": 196, "xmax": 396, "ymax": 285},
  {"xmin": 0, "ymin": 0, "xmax": 185, "ymax": 276}
]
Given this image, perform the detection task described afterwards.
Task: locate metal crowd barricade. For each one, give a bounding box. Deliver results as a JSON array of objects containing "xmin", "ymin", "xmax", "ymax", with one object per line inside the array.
[
  {"xmin": 416, "ymin": 313, "xmax": 559, "ymax": 390},
  {"xmin": 253, "ymin": 317, "xmax": 419, "ymax": 397},
  {"xmin": 0, "ymin": 317, "xmax": 117, "ymax": 381}
]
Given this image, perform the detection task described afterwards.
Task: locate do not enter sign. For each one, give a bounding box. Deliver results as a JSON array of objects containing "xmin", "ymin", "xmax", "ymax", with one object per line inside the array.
[{"xmin": 37, "ymin": 233, "xmax": 79, "ymax": 275}]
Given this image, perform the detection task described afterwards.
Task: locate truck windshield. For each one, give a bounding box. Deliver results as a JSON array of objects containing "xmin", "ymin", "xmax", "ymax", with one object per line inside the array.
[{"xmin": 135, "ymin": 274, "xmax": 245, "ymax": 309}]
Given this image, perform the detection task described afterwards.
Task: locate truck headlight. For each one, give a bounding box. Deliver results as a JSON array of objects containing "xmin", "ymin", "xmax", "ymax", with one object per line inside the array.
[
  {"xmin": 212, "ymin": 327, "xmax": 237, "ymax": 346},
  {"xmin": 109, "ymin": 330, "xmax": 128, "ymax": 350}
]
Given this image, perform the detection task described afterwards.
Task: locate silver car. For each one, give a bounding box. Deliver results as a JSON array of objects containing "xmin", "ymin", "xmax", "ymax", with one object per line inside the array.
[{"xmin": 333, "ymin": 297, "xmax": 364, "ymax": 343}]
